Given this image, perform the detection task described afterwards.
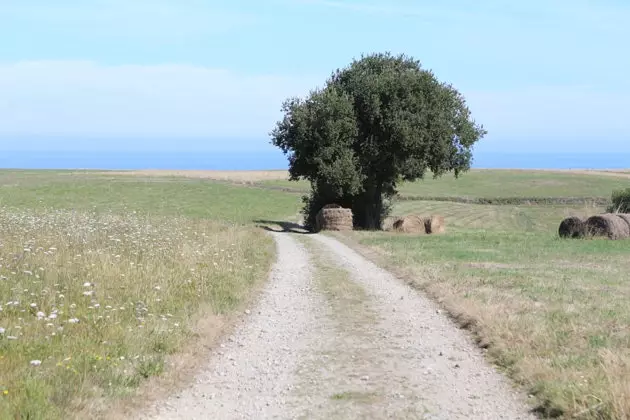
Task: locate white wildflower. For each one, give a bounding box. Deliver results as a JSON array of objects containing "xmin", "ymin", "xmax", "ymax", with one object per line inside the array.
[
  {"xmin": 0, "ymin": 327, "xmax": 5, "ymax": 334},
  {"xmin": 30, "ymin": 360, "xmax": 42, "ymax": 366},
  {"xmin": 68, "ymin": 318, "xmax": 80, "ymax": 324},
  {"xmin": 83, "ymin": 282, "xmax": 92, "ymax": 288}
]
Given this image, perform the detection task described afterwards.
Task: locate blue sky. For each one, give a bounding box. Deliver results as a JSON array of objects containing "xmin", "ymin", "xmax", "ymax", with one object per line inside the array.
[{"xmin": 1, "ymin": 0, "xmax": 629, "ymax": 155}]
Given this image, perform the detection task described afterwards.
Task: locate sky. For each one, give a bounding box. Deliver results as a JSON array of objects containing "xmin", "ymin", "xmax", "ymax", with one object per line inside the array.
[{"xmin": 1, "ymin": 0, "xmax": 630, "ymax": 156}]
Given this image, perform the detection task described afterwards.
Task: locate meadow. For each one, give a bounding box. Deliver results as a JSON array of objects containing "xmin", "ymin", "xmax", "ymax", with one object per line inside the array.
[
  {"xmin": 1, "ymin": 168, "xmax": 629, "ymax": 419},
  {"xmin": 0, "ymin": 171, "xmax": 302, "ymax": 420},
  {"xmin": 332, "ymin": 174, "xmax": 630, "ymax": 419},
  {"xmin": 253, "ymin": 169, "xmax": 629, "ymax": 201}
]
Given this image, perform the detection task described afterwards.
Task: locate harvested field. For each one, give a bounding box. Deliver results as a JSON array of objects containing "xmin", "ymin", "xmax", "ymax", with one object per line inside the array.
[
  {"xmin": 393, "ymin": 200, "xmax": 602, "ymax": 232},
  {"xmin": 91, "ymin": 170, "xmax": 291, "ymax": 182},
  {"xmin": 334, "ymin": 190, "xmax": 630, "ymax": 419},
  {"xmin": 258, "ymin": 169, "xmax": 629, "ymax": 200}
]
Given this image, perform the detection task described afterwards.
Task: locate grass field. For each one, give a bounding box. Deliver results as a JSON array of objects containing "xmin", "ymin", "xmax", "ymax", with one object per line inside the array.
[
  {"xmin": 2, "ymin": 168, "xmax": 629, "ymax": 419},
  {"xmin": 0, "ymin": 170, "xmax": 301, "ymax": 222},
  {"xmin": 333, "ymin": 176, "xmax": 630, "ymax": 419},
  {"xmin": 257, "ymin": 170, "xmax": 630, "ymax": 201},
  {"xmin": 0, "ymin": 171, "xmax": 302, "ymax": 419}
]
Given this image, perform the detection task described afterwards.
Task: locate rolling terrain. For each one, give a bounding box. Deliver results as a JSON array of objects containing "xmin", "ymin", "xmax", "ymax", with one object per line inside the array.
[{"xmin": 0, "ymin": 169, "xmax": 628, "ymax": 419}]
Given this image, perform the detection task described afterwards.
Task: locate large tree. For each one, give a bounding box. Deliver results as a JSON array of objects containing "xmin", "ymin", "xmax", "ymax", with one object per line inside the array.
[{"xmin": 271, "ymin": 52, "xmax": 487, "ymax": 230}]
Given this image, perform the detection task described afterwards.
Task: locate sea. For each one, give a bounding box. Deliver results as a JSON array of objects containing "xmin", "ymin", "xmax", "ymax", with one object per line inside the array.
[{"xmin": 0, "ymin": 150, "xmax": 628, "ymax": 170}]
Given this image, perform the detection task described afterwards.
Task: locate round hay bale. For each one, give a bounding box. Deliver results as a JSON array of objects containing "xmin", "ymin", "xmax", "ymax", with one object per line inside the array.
[
  {"xmin": 615, "ymin": 213, "xmax": 630, "ymax": 229},
  {"xmin": 315, "ymin": 206, "xmax": 353, "ymax": 232},
  {"xmin": 392, "ymin": 215, "xmax": 427, "ymax": 234},
  {"xmin": 424, "ymin": 215, "xmax": 445, "ymax": 234},
  {"xmin": 382, "ymin": 217, "xmax": 396, "ymax": 231},
  {"xmin": 558, "ymin": 216, "xmax": 585, "ymax": 238},
  {"xmin": 584, "ymin": 213, "xmax": 630, "ymax": 240}
]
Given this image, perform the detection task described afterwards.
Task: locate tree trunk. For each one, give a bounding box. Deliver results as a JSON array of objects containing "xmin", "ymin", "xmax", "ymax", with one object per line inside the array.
[{"xmin": 357, "ymin": 183, "xmax": 383, "ymax": 230}]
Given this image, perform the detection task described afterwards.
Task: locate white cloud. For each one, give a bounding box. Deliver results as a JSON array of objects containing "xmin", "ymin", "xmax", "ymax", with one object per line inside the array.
[
  {"xmin": 1, "ymin": 61, "xmax": 628, "ymax": 153},
  {"xmin": 2, "ymin": 1, "xmax": 257, "ymax": 40},
  {"xmin": 0, "ymin": 61, "xmax": 320, "ymax": 144}
]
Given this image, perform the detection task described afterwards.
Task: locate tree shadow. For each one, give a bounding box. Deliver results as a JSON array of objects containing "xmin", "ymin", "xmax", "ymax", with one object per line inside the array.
[{"xmin": 253, "ymin": 220, "xmax": 314, "ymax": 235}]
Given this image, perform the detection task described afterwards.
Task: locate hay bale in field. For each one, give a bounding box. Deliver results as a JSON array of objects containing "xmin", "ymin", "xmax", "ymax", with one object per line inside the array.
[
  {"xmin": 382, "ymin": 216, "xmax": 396, "ymax": 231},
  {"xmin": 615, "ymin": 213, "xmax": 630, "ymax": 229},
  {"xmin": 424, "ymin": 214, "xmax": 445, "ymax": 234},
  {"xmin": 315, "ymin": 205, "xmax": 353, "ymax": 232},
  {"xmin": 558, "ymin": 216, "xmax": 585, "ymax": 238},
  {"xmin": 392, "ymin": 215, "xmax": 427, "ymax": 234},
  {"xmin": 392, "ymin": 214, "xmax": 446, "ymax": 234},
  {"xmin": 584, "ymin": 213, "xmax": 630, "ymax": 240}
]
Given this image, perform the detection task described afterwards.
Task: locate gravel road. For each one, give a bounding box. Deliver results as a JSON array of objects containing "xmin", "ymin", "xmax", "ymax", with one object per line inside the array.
[{"xmin": 144, "ymin": 230, "xmax": 536, "ymax": 420}]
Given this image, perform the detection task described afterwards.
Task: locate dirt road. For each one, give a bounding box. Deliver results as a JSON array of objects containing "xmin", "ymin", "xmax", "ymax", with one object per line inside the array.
[{"xmin": 143, "ymin": 230, "xmax": 535, "ymax": 419}]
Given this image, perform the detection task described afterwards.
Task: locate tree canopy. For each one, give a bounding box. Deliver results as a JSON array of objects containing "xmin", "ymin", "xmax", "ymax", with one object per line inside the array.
[{"xmin": 271, "ymin": 52, "xmax": 487, "ymax": 230}]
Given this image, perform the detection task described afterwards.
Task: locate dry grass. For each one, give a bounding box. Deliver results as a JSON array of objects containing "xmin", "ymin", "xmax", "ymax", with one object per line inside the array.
[
  {"xmin": 91, "ymin": 170, "xmax": 290, "ymax": 183},
  {"xmin": 551, "ymin": 170, "xmax": 630, "ymax": 179},
  {"xmin": 0, "ymin": 207, "xmax": 272, "ymax": 420}
]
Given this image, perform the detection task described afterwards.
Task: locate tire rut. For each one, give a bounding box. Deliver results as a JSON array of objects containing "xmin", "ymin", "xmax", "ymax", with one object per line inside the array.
[
  {"xmin": 308, "ymin": 233, "xmax": 536, "ymax": 420},
  {"xmin": 143, "ymin": 232, "xmax": 322, "ymax": 419}
]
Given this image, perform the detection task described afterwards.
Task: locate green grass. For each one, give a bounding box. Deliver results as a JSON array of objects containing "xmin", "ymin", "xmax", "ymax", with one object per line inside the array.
[
  {"xmin": 259, "ymin": 169, "xmax": 629, "ymax": 200},
  {"xmin": 3, "ymin": 168, "xmax": 629, "ymax": 419},
  {"xmin": 0, "ymin": 171, "xmax": 302, "ymax": 222},
  {"xmin": 394, "ymin": 170, "xmax": 628, "ymax": 199},
  {"xmin": 391, "ymin": 200, "xmax": 603, "ymax": 233},
  {"xmin": 0, "ymin": 171, "xmax": 302, "ymax": 419}
]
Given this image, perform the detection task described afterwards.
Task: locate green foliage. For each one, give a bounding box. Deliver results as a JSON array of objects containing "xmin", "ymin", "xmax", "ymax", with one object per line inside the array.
[
  {"xmin": 271, "ymin": 52, "xmax": 486, "ymax": 230},
  {"xmin": 608, "ymin": 187, "xmax": 630, "ymax": 213}
]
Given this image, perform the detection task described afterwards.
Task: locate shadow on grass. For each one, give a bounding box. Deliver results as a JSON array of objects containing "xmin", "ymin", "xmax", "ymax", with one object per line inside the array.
[{"xmin": 254, "ymin": 220, "xmax": 314, "ymax": 235}]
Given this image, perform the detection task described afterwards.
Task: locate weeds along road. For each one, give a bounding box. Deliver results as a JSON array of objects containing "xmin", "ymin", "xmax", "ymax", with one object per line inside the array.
[{"xmin": 143, "ymin": 229, "xmax": 535, "ymax": 420}]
